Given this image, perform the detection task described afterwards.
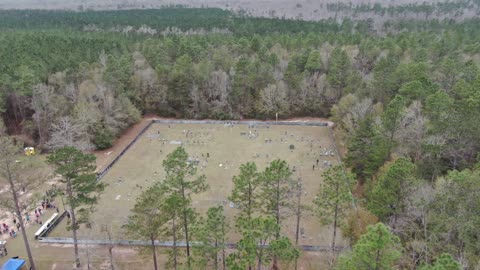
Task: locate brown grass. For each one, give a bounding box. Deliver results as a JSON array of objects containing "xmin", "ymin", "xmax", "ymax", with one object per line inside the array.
[
  {"xmin": 51, "ymin": 122, "xmax": 344, "ymax": 249},
  {"xmin": 0, "ymin": 121, "xmax": 345, "ymax": 270}
]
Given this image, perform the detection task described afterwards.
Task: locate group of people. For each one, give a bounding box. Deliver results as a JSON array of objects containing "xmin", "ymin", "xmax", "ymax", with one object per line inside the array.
[
  {"xmin": 33, "ymin": 208, "xmax": 44, "ymax": 225},
  {"xmin": 41, "ymin": 199, "xmax": 57, "ymax": 210},
  {"xmin": 1, "ymin": 223, "xmax": 16, "ymax": 238},
  {"xmin": 0, "ymin": 198, "xmax": 59, "ymax": 239}
]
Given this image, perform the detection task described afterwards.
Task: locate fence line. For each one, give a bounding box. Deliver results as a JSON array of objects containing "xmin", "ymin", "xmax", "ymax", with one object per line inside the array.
[
  {"xmin": 96, "ymin": 119, "xmax": 329, "ymax": 182},
  {"xmin": 96, "ymin": 120, "xmax": 155, "ymax": 180},
  {"xmin": 327, "ymin": 126, "xmax": 342, "ymax": 164},
  {"xmin": 151, "ymin": 119, "xmax": 329, "ymax": 127},
  {"xmin": 41, "ymin": 119, "xmax": 333, "ymax": 241},
  {"xmin": 38, "ymin": 237, "xmax": 344, "ymax": 252}
]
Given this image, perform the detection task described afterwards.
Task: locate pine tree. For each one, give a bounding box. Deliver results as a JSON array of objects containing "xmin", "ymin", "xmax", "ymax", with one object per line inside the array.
[
  {"xmin": 367, "ymin": 158, "xmax": 417, "ymax": 223},
  {"xmin": 229, "ymin": 162, "xmax": 260, "ymax": 226},
  {"xmin": 124, "ymin": 184, "xmax": 167, "ymax": 270},
  {"xmin": 335, "ymin": 223, "xmax": 402, "ymax": 270},
  {"xmin": 314, "ymin": 164, "xmax": 355, "ymax": 261},
  {"xmin": 419, "ymin": 253, "xmax": 462, "ymax": 270},
  {"xmin": 305, "ymin": 50, "xmax": 322, "ymax": 73},
  {"xmin": 162, "ymin": 146, "xmax": 208, "ymax": 269},
  {"xmin": 194, "ymin": 206, "xmax": 229, "ymax": 270},
  {"xmin": 381, "ymin": 95, "xmax": 406, "ymax": 141},
  {"xmin": 227, "ymin": 216, "xmax": 298, "ymax": 270},
  {"xmin": 163, "ymin": 192, "xmax": 186, "ymax": 270},
  {"xmin": 259, "ymin": 159, "xmax": 296, "ymax": 268},
  {"xmin": 346, "ymin": 117, "xmax": 391, "ymax": 180},
  {"xmin": 229, "ymin": 162, "xmax": 260, "ymax": 270},
  {"xmin": 328, "ymin": 48, "xmax": 351, "ymax": 91},
  {"xmin": 259, "ymin": 159, "xmax": 294, "ymax": 233},
  {"xmin": 47, "ymin": 146, "xmax": 106, "ymax": 268}
]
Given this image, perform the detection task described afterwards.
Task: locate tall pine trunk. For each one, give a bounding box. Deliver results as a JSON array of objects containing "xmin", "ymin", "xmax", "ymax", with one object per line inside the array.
[
  {"xmin": 248, "ymin": 183, "xmax": 254, "ymax": 270},
  {"xmin": 257, "ymin": 245, "xmax": 263, "ymax": 270},
  {"xmin": 151, "ymin": 237, "xmax": 158, "ymax": 270},
  {"xmin": 272, "ymin": 179, "xmax": 281, "ymax": 268},
  {"xmin": 180, "ymin": 185, "xmax": 191, "ymax": 268},
  {"xmin": 330, "ymin": 192, "xmax": 339, "ymax": 269},
  {"xmin": 214, "ymin": 239, "xmax": 218, "ymax": 270},
  {"xmin": 275, "ymin": 179, "xmax": 280, "ymax": 235},
  {"xmin": 294, "ymin": 182, "xmax": 302, "ymax": 270},
  {"xmin": 182, "ymin": 209, "xmax": 190, "ymax": 267},
  {"xmin": 67, "ymin": 179, "xmax": 81, "ymax": 268},
  {"xmin": 332, "ymin": 203, "xmax": 338, "ymax": 252},
  {"xmin": 248, "ymin": 182, "xmax": 252, "ymax": 220},
  {"xmin": 7, "ymin": 166, "xmax": 36, "ymax": 270},
  {"xmin": 222, "ymin": 236, "xmax": 226, "ymax": 270},
  {"xmin": 173, "ymin": 215, "xmax": 177, "ymax": 270}
]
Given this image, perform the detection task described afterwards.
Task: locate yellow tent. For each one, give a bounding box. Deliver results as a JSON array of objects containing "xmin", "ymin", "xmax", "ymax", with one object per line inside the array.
[{"xmin": 24, "ymin": 147, "xmax": 35, "ymax": 156}]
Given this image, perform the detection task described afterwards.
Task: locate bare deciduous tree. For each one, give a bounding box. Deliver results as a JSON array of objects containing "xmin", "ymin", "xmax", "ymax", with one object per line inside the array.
[
  {"xmin": 64, "ymin": 83, "xmax": 79, "ymax": 103},
  {"xmin": 257, "ymin": 82, "xmax": 289, "ymax": 117},
  {"xmin": 131, "ymin": 51, "xmax": 163, "ymax": 112},
  {"xmin": 331, "ymin": 94, "xmax": 375, "ymax": 135},
  {"xmin": 32, "ymin": 84, "xmax": 68, "ymax": 144},
  {"xmin": 393, "ymin": 184, "xmax": 435, "ymax": 267},
  {"xmin": 46, "ymin": 116, "xmax": 94, "ymax": 151},
  {"xmin": 206, "ymin": 70, "xmax": 232, "ymax": 116},
  {"xmin": 394, "ymin": 101, "xmax": 428, "ymax": 162},
  {"xmin": 72, "ymin": 101, "xmax": 102, "ymax": 136}
]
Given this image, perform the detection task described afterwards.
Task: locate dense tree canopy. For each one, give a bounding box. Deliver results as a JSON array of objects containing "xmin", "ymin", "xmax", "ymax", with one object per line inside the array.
[
  {"xmin": 335, "ymin": 223, "xmax": 402, "ymax": 270},
  {"xmin": 2, "ymin": 7, "xmax": 480, "ymax": 269}
]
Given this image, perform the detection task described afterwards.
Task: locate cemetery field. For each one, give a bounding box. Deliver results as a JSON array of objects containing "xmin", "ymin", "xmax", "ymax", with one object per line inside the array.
[{"xmin": 49, "ymin": 121, "xmax": 343, "ymax": 247}]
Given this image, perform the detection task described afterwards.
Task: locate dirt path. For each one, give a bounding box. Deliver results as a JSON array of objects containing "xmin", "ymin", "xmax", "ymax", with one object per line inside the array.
[
  {"xmin": 93, "ymin": 115, "xmax": 158, "ymax": 172},
  {"xmin": 93, "ymin": 115, "xmax": 334, "ymax": 172}
]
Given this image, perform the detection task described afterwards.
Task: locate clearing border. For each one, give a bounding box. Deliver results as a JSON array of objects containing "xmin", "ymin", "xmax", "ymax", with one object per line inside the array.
[{"xmin": 47, "ymin": 120, "xmax": 344, "ymax": 248}]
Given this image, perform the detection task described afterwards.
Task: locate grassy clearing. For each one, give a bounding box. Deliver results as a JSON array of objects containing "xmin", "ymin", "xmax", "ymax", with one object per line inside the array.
[{"xmin": 50, "ymin": 122, "xmax": 343, "ymax": 247}]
